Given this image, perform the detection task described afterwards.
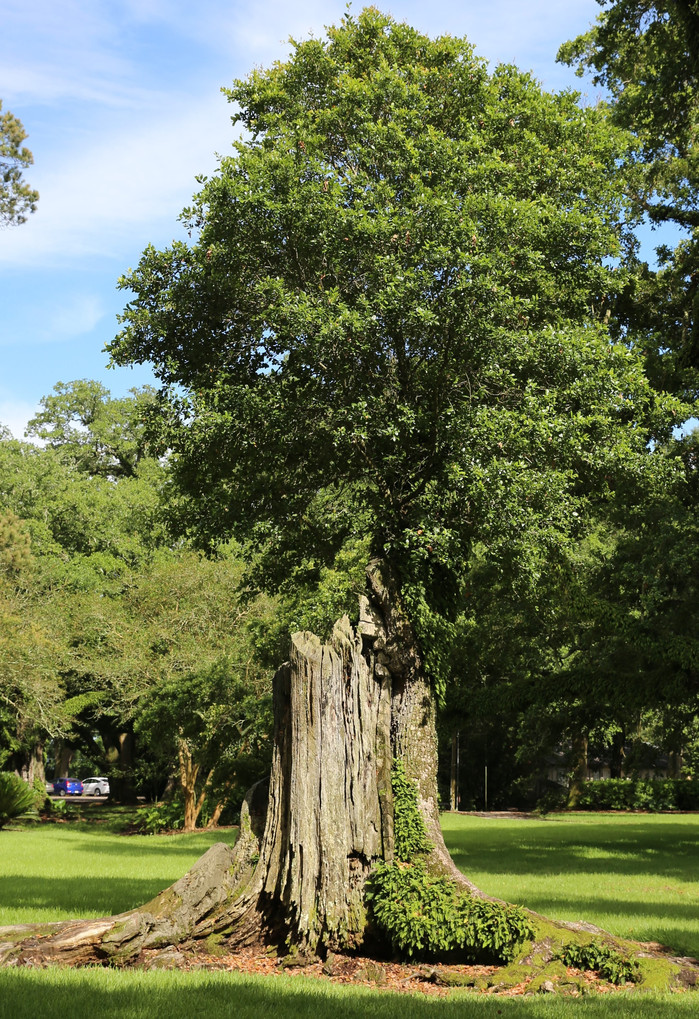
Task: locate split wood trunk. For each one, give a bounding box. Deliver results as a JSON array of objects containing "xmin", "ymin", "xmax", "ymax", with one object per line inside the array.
[{"xmin": 0, "ymin": 563, "xmax": 467, "ymax": 965}]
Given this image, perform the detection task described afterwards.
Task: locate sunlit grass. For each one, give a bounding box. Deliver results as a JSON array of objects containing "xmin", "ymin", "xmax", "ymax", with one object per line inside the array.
[
  {"xmin": 0, "ymin": 967, "xmax": 697, "ymax": 1019},
  {"xmin": 442, "ymin": 811, "xmax": 699, "ymax": 958},
  {"xmin": 0, "ymin": 810, "xmax": 697, "ymax": 1014},
  {"xmin": 0, "ymin": 818, "xmax": 237, "ymax": 925}
]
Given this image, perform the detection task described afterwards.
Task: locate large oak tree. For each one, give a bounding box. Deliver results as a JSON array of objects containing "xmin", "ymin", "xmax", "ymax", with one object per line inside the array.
[{"xmin": 1, "ymin": 9, "xmax": 694, "ymax": 990}]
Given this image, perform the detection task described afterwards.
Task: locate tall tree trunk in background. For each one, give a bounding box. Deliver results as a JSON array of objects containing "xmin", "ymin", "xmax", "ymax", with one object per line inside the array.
[
  {"xmin": 103, "ymin": 729, "xmax": 139, "ymax": 804},
  {"xmin": 609, "ymin": 729, "xmax": 625, "ymax": 779},
  {"xmin": 177, "ymin": 740, "xmax": 215, "ymax": 832},
  {"xmin": 567, "ymin": 732, "xmax": 589, "ymax": 808},
  {"xmin": 27, "ymin": 741, "xmax": 45, "ymax": 787},
  {"xmin": 668, "ymin": 750, "xmax": 682, "ymax": 779},
  {"xmin": 178, "ymin": 740, "xmax": 200, "ymax": 832},
  {"xmin": 15, "ymin": 742, "xmax": 45, "ymax": 786},
  {"xmin": 54, "ymin": 742, "xmax": 74, "ymax": 780}
]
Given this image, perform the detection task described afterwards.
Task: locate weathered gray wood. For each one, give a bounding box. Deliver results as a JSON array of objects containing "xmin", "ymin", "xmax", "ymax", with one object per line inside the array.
[{"xmin": 0, "ymin": 582, "xmax": 400, "ymax": 963}]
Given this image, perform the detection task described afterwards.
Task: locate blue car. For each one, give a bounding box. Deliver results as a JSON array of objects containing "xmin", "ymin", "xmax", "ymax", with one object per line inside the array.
[{"xmin": 53, "ymin": 777, "xmax": 83, "ymax": 796}]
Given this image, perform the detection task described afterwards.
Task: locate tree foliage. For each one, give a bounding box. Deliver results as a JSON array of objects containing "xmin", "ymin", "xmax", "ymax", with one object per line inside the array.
[
  {"xmin": 26, "ymin": 379, "xmax": 158, "ymax": 479},
  {"xmin": 559, "ymin": 0, "xmax": 699, "ymax": 388},
  {"xmin": 0, "ymin": 100, "xmax": 38, "ymax": 226},
  {"xmin": 0, "ymin": 383, "xmax": 275, "ymax": 806},
  {"xmin": 111, "ymin": 8, "xmax": 683, "ymax": 697}
]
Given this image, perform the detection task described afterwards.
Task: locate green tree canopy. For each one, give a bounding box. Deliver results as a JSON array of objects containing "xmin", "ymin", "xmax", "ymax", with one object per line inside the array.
[
  {"xmin": 559, "ymin": 0, "xmax": 699, "ymax": 389},
  {"xmin": 110, "ymin": 8, "xmax": 683, "ymax": 694},
  {"xmin": 26, "ymin": 380, "xmax": 158, "ymax": 479}
]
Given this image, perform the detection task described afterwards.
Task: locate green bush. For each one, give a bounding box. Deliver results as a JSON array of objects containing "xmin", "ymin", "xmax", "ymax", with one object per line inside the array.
[
  {"xmin": 0, "ymin": 772, "xmax": 37, "ymax": 828},
  {"xmin": 576, "ymin": 778, "xmax": 699, "ymax": 812},
  {"xmin": 367, "ymin": 860, "xmax": 533, "ymax": 963},
  {"xmin": 558, "ymin": 941, "xmax": 639, "ymax": 985},
  {"xmin": 134, "ymin": 800, "xmax": 185, "ymax": 834}
]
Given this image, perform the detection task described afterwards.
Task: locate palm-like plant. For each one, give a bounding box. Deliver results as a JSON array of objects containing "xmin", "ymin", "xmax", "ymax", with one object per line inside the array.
[{"xmin": 0, "ymin": 772, "xmax": 36, "ymax": 829}]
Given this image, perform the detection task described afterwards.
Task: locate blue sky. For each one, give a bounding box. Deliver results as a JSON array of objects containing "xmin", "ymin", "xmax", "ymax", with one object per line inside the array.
[{"xmin": 0, "ymin": 0, "xmax": 662, "ymax": 437}]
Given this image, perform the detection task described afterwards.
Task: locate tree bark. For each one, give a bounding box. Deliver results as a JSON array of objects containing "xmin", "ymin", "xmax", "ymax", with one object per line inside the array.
[
  {"xmin": 177, "ymin": 740, "xmax": 214, "ymax": 832},
  {"xmin": 12, "ymin": 741, "xmax": 45, "ymax": 787},
  {"xmin": 28, "ymin": 741, "xmax": 45, "ymax": 788},
  {"xmin": 102, "ymin": 728, "xmax": 140, "ymax": 804},
  {"xmin": 53, "ymin": 741, "xmax": 75, "ymax": 780},
  {"xmin": 567, "ymin": 733, "xmax": 588, "ymax": 808}
]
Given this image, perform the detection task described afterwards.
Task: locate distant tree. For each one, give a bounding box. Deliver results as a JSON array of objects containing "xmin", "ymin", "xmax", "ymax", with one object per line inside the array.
[
  {"xmin": 0, "ymin": 100, "xmax": 38, "ymax": 226},
  {"xmin": 137, "ymin": 659, "xmax": 272, "ymax": 831},
  {"xmin": 26, "ymin": 380, "xmax": 158, "ymax": 479}
]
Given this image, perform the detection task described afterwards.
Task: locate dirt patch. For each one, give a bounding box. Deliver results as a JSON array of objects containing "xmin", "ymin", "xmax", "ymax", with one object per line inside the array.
[{"xmin": 135, "ymin": 944, "xmax": 636, "ymax": 997}]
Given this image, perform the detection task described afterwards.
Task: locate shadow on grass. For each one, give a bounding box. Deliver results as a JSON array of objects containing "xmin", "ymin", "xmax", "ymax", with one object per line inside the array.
[
  {"xmin": 68, "ymin": 833, "xmax": 237, "ymax": 856},
  {"xmin": 444, "ymin": 822, "xmax": 698, "ymax": 882},
  {"xmin": 0, "ymin": 970, "xmax": 696, "ymax": 1019},
  {"xmin": 0, "ymin": 876, "xmax": 174, "ymax": 920}
]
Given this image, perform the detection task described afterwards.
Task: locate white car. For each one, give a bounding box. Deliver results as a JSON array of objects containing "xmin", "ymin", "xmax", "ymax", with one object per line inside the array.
[{"xmin": 82, "ymin": 776, "xmax": 110, "ymax": 796}]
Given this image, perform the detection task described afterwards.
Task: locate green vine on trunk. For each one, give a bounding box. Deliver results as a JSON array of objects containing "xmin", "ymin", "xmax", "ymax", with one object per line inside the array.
[{"xmin": 391, "ymin": 759, "xmax": 432, "ymax": 862}]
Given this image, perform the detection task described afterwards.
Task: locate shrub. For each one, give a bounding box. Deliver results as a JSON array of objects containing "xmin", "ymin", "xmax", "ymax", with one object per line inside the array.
[
  {"xmin": 558, "ymin": 941, "xmax": 639, "ymax": 985},
  {"xmin": 134, "ymin": 800, "xmax": 185, "ymax": 834},
  {"xmin": 370, "ymin": 759, "xmax": 532, "ymax": 963},
  {"xmin": 0, "ymin": 773, "xmax": 37, "ymax": 828},
  {"xmin": 576, "ymin": 778, "xmax": 699, "ymax": 812},
  {"xmin": 535, "ymin": 784, "xmax": 568, "ymax": 814},
  {"xmin": 367, "ymin": 860, "xmax": 533, "ymax": 963}
]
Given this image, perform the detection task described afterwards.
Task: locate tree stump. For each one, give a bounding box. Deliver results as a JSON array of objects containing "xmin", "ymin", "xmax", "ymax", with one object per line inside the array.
[{"xmin": 0, "ymin": 565, "xmax": 697, "ymax": 993}]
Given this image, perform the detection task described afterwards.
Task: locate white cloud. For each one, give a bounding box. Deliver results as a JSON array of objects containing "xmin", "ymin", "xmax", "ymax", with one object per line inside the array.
[
  {"xmin": 48, "ymin": 295, "xmax": 105, "ymax": 338},
  {"xmin": 0, "ymin": 1, "xmax": 601, "ymax": 274},
  {"xmin": 0, "ymin": 397, "xmax": 41, "ymax": 440},
  {"xmin": 0, "ymin": 293, "xmax": 105, "ymax": 347},
  {"xmin": 0, "ymin": 91, "xmax": 234, "ymax": 267}
]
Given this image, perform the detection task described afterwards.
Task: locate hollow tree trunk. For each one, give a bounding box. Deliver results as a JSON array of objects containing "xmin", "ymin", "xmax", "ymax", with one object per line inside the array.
[{"xmin": 1, "ymin": 564, "xmax": 697, "ymax": 991}]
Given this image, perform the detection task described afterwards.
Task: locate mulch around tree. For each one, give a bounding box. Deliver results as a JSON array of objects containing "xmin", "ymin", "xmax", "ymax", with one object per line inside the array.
[{"xmin": 136, "ymin": 944, "xmax": 627, "ymax": 998}]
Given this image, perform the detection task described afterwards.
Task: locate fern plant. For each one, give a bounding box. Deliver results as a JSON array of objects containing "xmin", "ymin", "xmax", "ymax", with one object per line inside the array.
[{"xmin": 0, "ymin": 772, "xmax": 36, "ymax": 829}]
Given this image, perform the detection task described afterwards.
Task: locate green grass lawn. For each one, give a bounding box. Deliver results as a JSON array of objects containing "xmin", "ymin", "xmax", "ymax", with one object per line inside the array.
[
  {"xmin": 442, "ymin": 811, "xmax": 699, "ymax": 960},
  {"xmin": 0, "ymin": 808, "xmax": 237, "ymax": 925},
  {"xmin": 1, "ymin": 967, "xmax": 698, "ymax": 1019},
  {"xmin": 0, "ymin": 809, "xmax": 697, "ymax": 1016}
]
